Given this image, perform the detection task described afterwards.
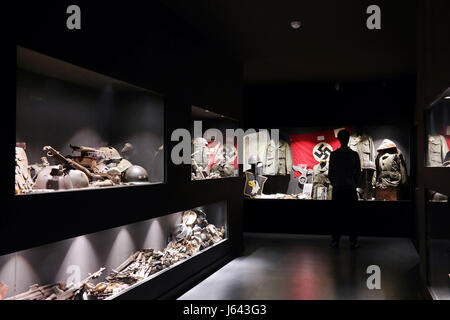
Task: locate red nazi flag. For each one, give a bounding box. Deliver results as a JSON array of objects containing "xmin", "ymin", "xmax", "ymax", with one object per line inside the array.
[{"xmin": 289, "ymin": 128, "xmax": 350, "ymax": 176}]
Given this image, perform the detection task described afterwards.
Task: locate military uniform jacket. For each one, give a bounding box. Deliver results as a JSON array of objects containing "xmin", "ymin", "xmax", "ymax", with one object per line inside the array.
[
  {"xmin": 374, "ymin": 151, "xmax": 408, "ymax": 188},
  {"xmin": 348, "ymin": 134, "xmax": 375, "ymax": 169},
  {"xmin": 263, "ymin": 139, "xmax": 293, "ymax": 176},
  {"xmin": 192, "ymin": 137, "xmax": 209, "ymax": 168},
  {"xmin": 427, "ymin": 135, "xmax": 449, "ymax": 167}
]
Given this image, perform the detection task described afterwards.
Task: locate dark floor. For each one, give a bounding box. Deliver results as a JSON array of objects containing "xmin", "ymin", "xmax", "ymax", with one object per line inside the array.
[{"xmin": 178, "ymin": 233, "xmax": 421, "ymax": 300}]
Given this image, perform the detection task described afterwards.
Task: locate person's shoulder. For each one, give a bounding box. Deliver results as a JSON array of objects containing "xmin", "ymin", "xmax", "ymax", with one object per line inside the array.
[{"xmin": 331, "ymin": 148, "xmax": 341, "ymax": 154}]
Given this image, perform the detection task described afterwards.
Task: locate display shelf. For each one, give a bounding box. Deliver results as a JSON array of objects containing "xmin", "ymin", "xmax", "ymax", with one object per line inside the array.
[
  {"xmin": 109, "ymin": 239, "xmax": 230, "ymax": 300},
  {"xmin": 1, "ymin": 201, "xmax": 230, "ymax": 300}
]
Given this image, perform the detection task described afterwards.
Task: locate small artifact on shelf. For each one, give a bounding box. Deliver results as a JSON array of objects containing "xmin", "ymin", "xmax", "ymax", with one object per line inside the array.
[{"xmin": 15, "ymin": 143, "xmax": 34, "ymax": 194}]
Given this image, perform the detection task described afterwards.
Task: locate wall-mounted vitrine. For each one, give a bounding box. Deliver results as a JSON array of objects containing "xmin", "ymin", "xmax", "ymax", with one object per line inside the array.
[
  {"xmin": 15, "ymin": 47, "xmax": 165, "ymax": 196},
  {"xmin": 0, "ymin": 201, "xmax": 227, "ymax": 300},
  {"xmin": 191, "ymin": 106, "xmax": 239, "ymax": 180},
  {"xmin": 243, "ymin": 125, "xmax": 411, "ymax": 201},
  {"xmin": 425, "ymin": 87, "xmax": 450, "ymax": 169}
]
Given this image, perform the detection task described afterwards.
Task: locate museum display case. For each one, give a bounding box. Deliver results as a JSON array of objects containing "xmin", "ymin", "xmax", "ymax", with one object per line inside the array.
[
  {"xmin": 243, "ymin": 125, "xmax": 411, "ymax": 201},
  {"xmin": 421, "ymin": 88, "xmax": 450, "ymax": 299},
  {"xmin": 425, "ymin": 87, "xmax": 450, "ymax": 168},
  {"xmin": 0, "ymin": 202, "xmax": 228, "ymax": 300},
  {"xmin": 191, "ymin": 106, "xmax": 240, "ymax": 180},
  {"xmin": 15, "ymin": 47, "xmax": 165, "ymax": 195},
  {"xmin": 425, "ymin": 189, "xmax": 450, "ymax": 300}
]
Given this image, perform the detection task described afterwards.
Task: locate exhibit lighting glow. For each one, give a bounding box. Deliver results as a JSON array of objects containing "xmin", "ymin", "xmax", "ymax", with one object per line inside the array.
[{"xmin": 290, "ymin": 21, "xmax": 302, "ymax": 29}]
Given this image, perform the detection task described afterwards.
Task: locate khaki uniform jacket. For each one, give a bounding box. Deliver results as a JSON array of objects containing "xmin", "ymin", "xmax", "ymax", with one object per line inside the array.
[
  {"xmin": 263, "ymin": 139, "xmax": 293, "ymax": 176},
  {"xmin": 427, "ymin": 135, "xmax": 449, "ymax": 167},
  {"xmin": 348, "ymin": 134, "xmax": 375, "ymax": 169}
]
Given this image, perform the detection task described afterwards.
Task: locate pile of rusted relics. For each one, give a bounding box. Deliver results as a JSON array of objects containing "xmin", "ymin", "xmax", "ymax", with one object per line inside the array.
[
  {"xmin": 2, "ymin": 209, "xmax": 225, "ymax": 300},
  {"xmin": 15, "ymin": 142, "xmax": 149, "ymax": 194}
]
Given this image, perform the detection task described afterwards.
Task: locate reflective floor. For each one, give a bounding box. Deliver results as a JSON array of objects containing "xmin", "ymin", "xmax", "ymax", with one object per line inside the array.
[{"xmin": 178, "ymin": 233, "xmax": 421, "ymax": 300}]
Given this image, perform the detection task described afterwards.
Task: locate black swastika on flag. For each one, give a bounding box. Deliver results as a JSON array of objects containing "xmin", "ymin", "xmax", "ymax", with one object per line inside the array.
[{"xmin": 314, "ymin": 143, "xmax": 333, "ymax": 160}]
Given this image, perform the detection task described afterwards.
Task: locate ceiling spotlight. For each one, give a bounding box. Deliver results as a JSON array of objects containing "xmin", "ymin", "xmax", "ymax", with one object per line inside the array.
[
  {"xmin": 444, "ymin": 96, "xmax": 450, "ymax": 100},
  {"xmin": 204, "ymin": 110, "xmax": 210, "ymax": 113},
  {"xmin": 290, "ymin": 21, "xmax": 302, "ymax": 30}
]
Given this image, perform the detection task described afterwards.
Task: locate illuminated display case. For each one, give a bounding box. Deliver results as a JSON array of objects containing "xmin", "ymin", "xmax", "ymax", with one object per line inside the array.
[
  {"xmin": 425, "ymin": 87, "xmax": 450, "ymax": 169},
  {"xmin": 15, "ymin": 47, "xmax": 165, "ymax": 195},
  {"xmin": 243, "ymin": 125, "xmax": 411, "ymax": 201},
  {"xmin": 0, "ymin": 202, "xmax": 227, "ymax": 300},
  {"xmin": 191, "ymin": 106, "xmax": 240, "ymax": 181}
]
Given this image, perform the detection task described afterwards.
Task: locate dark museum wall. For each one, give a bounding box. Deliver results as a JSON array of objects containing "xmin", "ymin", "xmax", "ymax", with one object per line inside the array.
[{"xmin": 6, "ymin": 0, "xmax": 244, "ymax": 299}]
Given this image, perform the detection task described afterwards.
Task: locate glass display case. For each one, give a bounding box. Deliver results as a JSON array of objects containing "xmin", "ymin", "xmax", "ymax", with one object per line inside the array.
[
  {"xmin": 191, "ymin": 106, "xmax": 239, "ymax": 180},
  {"xmin": 0, "ymin": 202, "xmax": 227, "ymax": 300},
  {"xmin": 243, "ymin": 125, "xmax": 411, "ymax": 201},
  {"xmin": 15, "ymin": 47, "xmax": 165, "ymax": 195},
  {"xmin": 425, "ymin": 87, "xmax": 450, "ymax": 168},
  {"xmin": 425, "ymin": 189, "xmax": 449, "ymax": 300}
]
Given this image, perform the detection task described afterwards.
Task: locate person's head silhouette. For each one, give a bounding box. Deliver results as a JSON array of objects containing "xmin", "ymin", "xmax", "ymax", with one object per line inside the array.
[{"xmin": 337, "ymin": 129, "xmax": 350, "ymax": 147}]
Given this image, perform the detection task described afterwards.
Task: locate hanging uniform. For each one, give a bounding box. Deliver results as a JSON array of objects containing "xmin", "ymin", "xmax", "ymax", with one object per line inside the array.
[{"xmin": 427, "ymin": 135, "xmax": 449, "ymax": 167}]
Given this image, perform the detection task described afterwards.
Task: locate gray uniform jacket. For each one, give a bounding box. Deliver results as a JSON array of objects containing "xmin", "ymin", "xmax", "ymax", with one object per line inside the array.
[
  {"xmin": 427, "ymin": 135, "xmax": 449, "ymax": 167},
  {"xmin": 348, "ymin": 134, "xmax": 375, "ymax": 169},
  {"xmin": 192, "ymin": 137, "xmax": 209, "ymax": 168},
  {"xmin": 263, "ymin": 139, "xmax": 293, "ymax": 176}
]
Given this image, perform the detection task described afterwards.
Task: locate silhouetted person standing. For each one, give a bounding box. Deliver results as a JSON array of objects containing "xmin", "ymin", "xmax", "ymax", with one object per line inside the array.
[{"xmin": 328, "ymin": 129, "xmax": 361, "ymax": 249}]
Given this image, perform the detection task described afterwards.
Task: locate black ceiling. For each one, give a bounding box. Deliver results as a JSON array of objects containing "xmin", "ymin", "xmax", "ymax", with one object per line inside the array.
[{"xmin": 160, "ymin": 0, "xmax": 416, "ymax": 84}]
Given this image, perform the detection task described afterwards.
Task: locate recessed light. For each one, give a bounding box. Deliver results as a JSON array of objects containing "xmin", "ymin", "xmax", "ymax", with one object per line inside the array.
[
  {"xmin": 290, "ymin": 21, "xmax": 302, "ymax": 30},
  {"xmin": 204, "ymin": 110, "xmax": 210, "ymax": 113},
  {"xmin": 444, "ymin": 96, "xmax": 450, "ymax": 100}
]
